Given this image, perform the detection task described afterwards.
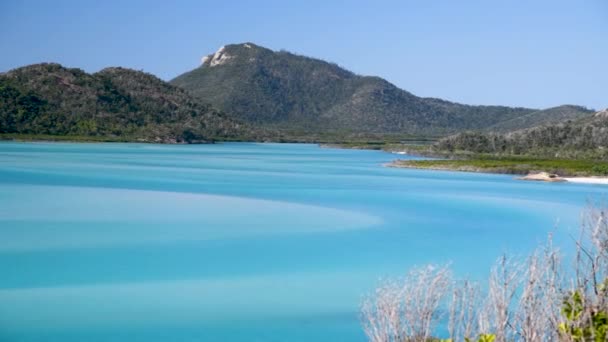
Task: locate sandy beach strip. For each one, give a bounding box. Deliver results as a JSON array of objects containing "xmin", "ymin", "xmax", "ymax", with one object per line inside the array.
[{"xmin": 564, "ymin": 177, "xmax": 608, "ymax": 185}]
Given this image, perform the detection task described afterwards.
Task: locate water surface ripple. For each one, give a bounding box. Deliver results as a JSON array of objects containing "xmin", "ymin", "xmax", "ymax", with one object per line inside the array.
[{"xmin": 0, "ymin": 142, "xmax": 605, "ymax": 341}]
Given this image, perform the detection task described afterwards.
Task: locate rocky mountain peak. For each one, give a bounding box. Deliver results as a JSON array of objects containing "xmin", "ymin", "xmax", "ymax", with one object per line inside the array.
[
  {"xmin": 595, "ymin": 108, "xmax": 608, "ymax": 118},
  {"xmin": 200, "ymin": 43, "xmax": 261, "ymax": 67},
  {"xmin": 201, "ymin": 45, "xmax": 233, "ymax": 67}
]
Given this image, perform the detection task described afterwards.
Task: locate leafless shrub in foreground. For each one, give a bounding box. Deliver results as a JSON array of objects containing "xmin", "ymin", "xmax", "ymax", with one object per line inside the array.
[
  {"xmin": 361, "ymin": 204, "xmax": 608, "ymax": 342},
  {"xmin": 448, "ymin": 279, "xmax": 482, "ymax": 342},
  {"xmin": 514, "ymin": 236, "xmax": 563, "ymax": 342},
  {"xmin": 575, "ymin": 203, "xmax": 608, "ymax": 297},
  {"xmin": 483, "ymin": 254, "xmax": 523, "ymax": 342},
  {"xmin": 361, "ymin": 265, "xmax": 451, "ymax": 342},
  {"xmin": 560, "ymin": 203, "xmax": 608, "ymax": 341}
]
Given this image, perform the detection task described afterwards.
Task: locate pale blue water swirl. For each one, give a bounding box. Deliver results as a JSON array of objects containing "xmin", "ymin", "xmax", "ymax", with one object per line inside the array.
[{"xmin": 0, "ymin": 142, "xmax": 605, "ymax": 341}]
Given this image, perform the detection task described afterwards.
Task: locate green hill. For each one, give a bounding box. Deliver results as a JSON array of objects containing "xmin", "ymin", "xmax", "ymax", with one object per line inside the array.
[
  {"xmin": 485, "ymin": 105, "xmax": 594, "ymax": 132},
  {"xmin": 172, "ymin": 43, "xmax": 547, "ymax": 135},
  {"xmin": 0, "ymin": 63, "xmax": 263, "ymax": 143},
  {"xmin": 434, "ymin": 109, "xmax": 608, "ymax": 159},
  {"xmin": 1, "ymin": 51, "xmax": 594, "ymax": 143}
]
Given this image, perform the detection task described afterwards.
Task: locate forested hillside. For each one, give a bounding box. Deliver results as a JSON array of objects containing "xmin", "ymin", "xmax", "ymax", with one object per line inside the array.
[
  {"xmin": 172, "ymin": 43, "xmax": 588, "ymax": 135},
  {"xmin": 435, "ymin": 109, "xmax": 608, "ymax": 159},
  {"xmin": 0, "ymin": 63, "xmax": 265, "ymax": 143},
  {"xmin": 485, "ymin": 105, "xmax": 594, "ymax": 132}
]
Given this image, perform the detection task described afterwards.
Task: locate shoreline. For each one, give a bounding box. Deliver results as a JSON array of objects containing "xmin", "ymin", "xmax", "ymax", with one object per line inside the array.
[
  {"xmin": 386, "ymin": 160, "xmax": 608, "ymax": 185},
  {"xmin": 4, "ymin": 137, "xmax": 608, "ymax": 185},
  {"xmin": 563, "ymin": 177, "xmax": 608, "ymax": 185}
]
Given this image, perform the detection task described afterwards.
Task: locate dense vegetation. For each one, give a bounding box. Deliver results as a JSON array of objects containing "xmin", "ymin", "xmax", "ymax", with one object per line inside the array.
[
  {"xmin": 485, "ymin": 105, "xmax": 594, "ymax": 132},
  {"xmin": 386, "ymin": 110, "xmax": 608, "ymax": 177},
  {"xmin": 0, "ymin": 51, "xmax": 597, "ymax": 145},
  {"xmin": 0, "ymin": 63, "xmax": 269, "ymax": 143},
  {"xmin": 434, "ymin": 111, "xmax": 608, "ymax": 160},
  {"xmin": 172, "ymin": 43, "xmax": 589, "ymax": 135},
  {"xmin": 1, "ymin": 49, "xmax": 594, "ymax": 144}
]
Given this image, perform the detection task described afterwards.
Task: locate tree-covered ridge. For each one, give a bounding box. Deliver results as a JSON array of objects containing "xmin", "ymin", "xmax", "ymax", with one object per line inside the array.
[
  {"xmin": 485, "ymin": 105, "xmax": 594, "ymax": 132},
  {"xmin": 0, "ymin": 63, "xmax": 264, "ymax": 143},
  {"xmin": 434, "ymin": 109, "xmax": 608, "ymax": 159},
  {"xmin": 171, "ymin": 43, "xmax": 589, "ymax": 135}
]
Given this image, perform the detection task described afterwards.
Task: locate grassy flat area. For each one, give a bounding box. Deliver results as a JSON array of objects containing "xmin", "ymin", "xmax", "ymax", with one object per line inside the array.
[
  {"xmin": 325, "ymin": 140, "xmax": 438, "ymax": 152},
  {"xmin": 390, "ymin": 156, "xmax": 608, "ymax": 177}
]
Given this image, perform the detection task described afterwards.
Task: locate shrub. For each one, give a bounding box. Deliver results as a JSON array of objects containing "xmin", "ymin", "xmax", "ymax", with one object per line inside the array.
[
  {"xmin": 591, "ymin": 164, "xmax": 608, "ymax": 176},
  {"xmin": 361, "ymin": 204, "xmax": 608, "ymax": 342}
]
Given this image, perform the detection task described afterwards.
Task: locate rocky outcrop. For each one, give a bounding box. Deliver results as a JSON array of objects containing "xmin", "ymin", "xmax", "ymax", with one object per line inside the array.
[
  {"xmin": 518, "ymin": 172, "xmax": 566, "ymax": 182},
  {"xmin": 200, "ymin": 46, "xmax": 234, "ymax": 67},
  {"xmin": 595, "ymin": 108, "xmax": 608, "ymax": 118}
]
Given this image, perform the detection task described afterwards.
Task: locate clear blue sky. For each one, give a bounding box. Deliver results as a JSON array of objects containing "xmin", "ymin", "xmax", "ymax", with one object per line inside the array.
[{"xmin": 1, "ymin": 0, "xmax": 606, "ymax": 110}]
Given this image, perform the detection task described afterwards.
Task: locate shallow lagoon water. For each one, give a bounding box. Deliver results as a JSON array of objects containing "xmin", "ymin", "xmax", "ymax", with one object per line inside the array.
[{"xmin": 0, "ymin": 142, "xmax": 606, "ymax": 341}]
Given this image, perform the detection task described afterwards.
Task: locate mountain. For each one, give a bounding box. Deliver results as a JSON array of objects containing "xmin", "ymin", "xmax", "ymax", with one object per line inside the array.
[
  {"xmin": 1, "ymin": 50, "xmax": 593, "ymax": 143},
  {"xmin": 0, "ymin": 63, "xmax": 263, "ymax": 143},
  {"xmin": 171, "ymin": 43, "xmax": 569, "ymax": 135},
  {"xmin": 485, "ymin": 105, "xmax": 595, "ymax": 132}
]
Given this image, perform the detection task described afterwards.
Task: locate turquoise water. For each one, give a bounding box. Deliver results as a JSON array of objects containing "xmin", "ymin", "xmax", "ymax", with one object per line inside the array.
[{"xmin": 0, "ymin": 142, "xmax": 606, "ymax": 341}]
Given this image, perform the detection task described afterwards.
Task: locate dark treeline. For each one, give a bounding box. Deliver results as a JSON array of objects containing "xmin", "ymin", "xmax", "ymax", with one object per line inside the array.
[{"xmin": 435, "ymin": 111, "xmax": 608, "ymax": 160}]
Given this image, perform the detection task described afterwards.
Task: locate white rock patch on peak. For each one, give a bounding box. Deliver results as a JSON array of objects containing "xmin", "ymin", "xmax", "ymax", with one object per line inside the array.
[
  {"xmin": 213, "ymin": 46, "xmax": 226, "ymax": 56},
  {"xmin": 244, "ymin": 43, "xmax": 252, "ymax": 49},
  {"xmin": 209, "ymin": 46, "xmax": 233, "ymax": 67},
  {"xmin": 595, "ymin": 108, "xmax": 608, "ymax": 118},
  {"xmin": 200, "ymin": 45, "xmax": 236, "ymax": 67}
]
